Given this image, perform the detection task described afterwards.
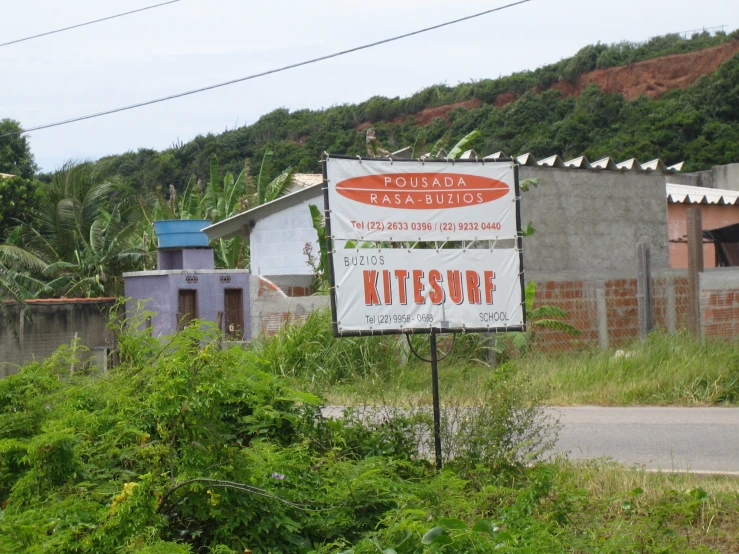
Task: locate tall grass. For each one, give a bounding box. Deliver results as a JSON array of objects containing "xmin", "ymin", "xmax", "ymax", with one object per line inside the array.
[
  {"xmin": 249, "ymin": 309, "xmax": 494, "ymax": 392},
  {"xmin": 248, "ymin": 310, "xmax": 400, "ymax": 388},
  {"xmin": 250, "ymin": 312, "xmax": 739, "ymax": 406},
  {"xmin": 519, "ymin": 331, "xmax": 739, "ymax": 405}
]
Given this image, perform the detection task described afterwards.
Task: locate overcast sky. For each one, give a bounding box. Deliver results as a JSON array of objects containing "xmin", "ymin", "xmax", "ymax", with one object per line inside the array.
[{"xmin": 2, "ymin": 0, "xmax": 737, "ymax": 172}]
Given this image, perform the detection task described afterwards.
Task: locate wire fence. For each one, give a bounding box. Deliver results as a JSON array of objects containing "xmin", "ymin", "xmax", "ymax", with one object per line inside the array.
[{"xmin": 529, "ymin": 273, "xmax": 693, "ymax": 353}]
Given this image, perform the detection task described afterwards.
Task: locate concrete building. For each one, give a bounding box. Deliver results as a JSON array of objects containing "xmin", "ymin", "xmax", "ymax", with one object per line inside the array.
[
  {"xmin": 124, "ymin": 220, "xmax": 251, "ymax": 340},
  {"xmin": 203, "ymin": 153, "xmax": 681, "ymax": 291},
  {"xmin": 666, "ymin": 184, "xmax": 739, "ymax": 268},
  {"xmin": 668, "ymin": 162, "xmax": 739, "ymax": 191}
]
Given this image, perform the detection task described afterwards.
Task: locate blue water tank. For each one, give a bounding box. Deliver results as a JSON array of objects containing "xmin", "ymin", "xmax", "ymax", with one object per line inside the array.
[{"xmin": 153, "ymin": 220, "xmax": 211, "ymax": 249}]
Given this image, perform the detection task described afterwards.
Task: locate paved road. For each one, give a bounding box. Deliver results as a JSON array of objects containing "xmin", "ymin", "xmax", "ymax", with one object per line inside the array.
[
  {"xmin": 552, "ymin": 407, "xmax": 739, "ymax": 474},
  {"xmin": 324, "ymin": 406, "xmax": 739, "ymax": 474}
]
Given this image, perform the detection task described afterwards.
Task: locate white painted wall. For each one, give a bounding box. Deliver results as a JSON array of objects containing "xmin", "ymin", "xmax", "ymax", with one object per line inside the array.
[{"xmin": 250, "ymin": 193, "xmax": 324, "ymax": 276}]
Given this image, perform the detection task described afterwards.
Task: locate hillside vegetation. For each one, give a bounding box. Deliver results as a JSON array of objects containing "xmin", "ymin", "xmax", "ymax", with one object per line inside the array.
[{"xmin": 90, "ymin": 30, "xmax": 739, "ymax": 192}]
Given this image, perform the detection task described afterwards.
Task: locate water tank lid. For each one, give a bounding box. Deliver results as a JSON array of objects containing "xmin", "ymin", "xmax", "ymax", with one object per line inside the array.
[{"xmin": 153, "ymin": 219, "xmax": 211, "ymax": 249}]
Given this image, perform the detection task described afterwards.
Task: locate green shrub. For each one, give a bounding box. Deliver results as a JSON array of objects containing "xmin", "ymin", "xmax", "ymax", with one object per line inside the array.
[{"xmin": 249, "ymin": 309, "xmax": 402, "ymax": 386}]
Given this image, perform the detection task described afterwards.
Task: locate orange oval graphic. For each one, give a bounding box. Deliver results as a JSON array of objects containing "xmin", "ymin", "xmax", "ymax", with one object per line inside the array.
[{"xmin": 335, "ymin": 173, "xmax": 509, "ymax": 209}]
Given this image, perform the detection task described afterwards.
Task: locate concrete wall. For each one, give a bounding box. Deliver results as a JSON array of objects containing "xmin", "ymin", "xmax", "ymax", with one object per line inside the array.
[
  {"xmin": 250, "ymin": 196, "xmax": 320, "ymax": 276},
  {"xmin": 124, "ymin": 269, "xmax": 251, "ymax": 339},
  {"xmin": 519, "ymin": 167, "xmax": 670, "ymax": 271},
  {"xmin": 668, "ymin": 203, "xmax": 739, "ymax": 268},
  {"xmin": 0, "ymin": 299, "xmax": 116, "ymax": 378},
  {"xmin": 669, "ymin": 163, "xmax": 739, "ymax": 191}
]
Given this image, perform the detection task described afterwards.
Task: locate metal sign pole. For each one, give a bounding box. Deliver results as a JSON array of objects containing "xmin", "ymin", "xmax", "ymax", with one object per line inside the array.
[
  {"xmin": 405, "ymin": 331, "xmax": 455, "ymax": 470},
  {"xmin": 429, "ymin": 328, "xmax": 443, "ymax": 471}
]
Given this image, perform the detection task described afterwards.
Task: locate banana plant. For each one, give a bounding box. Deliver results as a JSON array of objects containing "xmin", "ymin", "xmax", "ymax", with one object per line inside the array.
[
  {"xmin": 447, "ymin": 129, "xmax": 481, "ymax": 158},
  {"xmin": 249, "ymin": 149, "xmax": 294, "ymax": 207},
  {"xmin": 504, "ymin": 281, "xmax": 580, "ymax": 353},
  {"xmin": 308, "ymin": 204, "xmax": 328, "ymax": 293},
  {"xmin": 149, "ymin": 152, "xmax": 293, "ymax": 269}
]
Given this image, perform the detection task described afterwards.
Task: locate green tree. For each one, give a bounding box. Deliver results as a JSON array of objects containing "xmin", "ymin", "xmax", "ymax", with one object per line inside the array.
[
  {"xmin": 13, "ymin": 162, "xmax": 148, "ymax": 297},
  {"xmin": 0, "ymin": 119, "xmax": 37, "ymax": 179},
  {"xmin": 0, "ymin": 175, "xmax": 40, "ymax": 239},
  {"xmin": 0, "ymin": 241, "xmax": 48, "ymax": 342}
]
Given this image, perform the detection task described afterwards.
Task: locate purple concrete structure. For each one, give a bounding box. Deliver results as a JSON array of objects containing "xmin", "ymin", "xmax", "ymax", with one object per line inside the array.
[
  {"xmin": 123, "ymin": 268, "xmax": 251, "ymax": 339},
  {"xmin": 124, "ymin": 222, "xmax": 251, "ymax": 339}
]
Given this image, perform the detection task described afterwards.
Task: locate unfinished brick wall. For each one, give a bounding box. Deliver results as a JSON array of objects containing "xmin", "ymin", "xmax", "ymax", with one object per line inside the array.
[
  {"xmin": 249, "ymin": 271, "xmax": 735, "ymax": 347},
  {"xmin": 532, "ymin": 280, "xmax": 598, "ymax": 352},
  {"xmin": 604, "ymin": 278, "xmax": 639, "ymax": 345},
  {"xmin": 259, "ymin": 311, "xmax": 312, "ymax": 337},
  {"xmin": 530, "ymin": 271, "xmax": 694, "ymax": 352},
  {"xmin": 701, "ymin": 290, "xmax": 739, "ymax": 338}
]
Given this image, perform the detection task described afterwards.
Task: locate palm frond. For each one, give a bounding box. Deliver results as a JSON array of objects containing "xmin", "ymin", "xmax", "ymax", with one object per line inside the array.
[{"xmin": 0, "ymin": 245, "xmax": 48, "ymax": 271}]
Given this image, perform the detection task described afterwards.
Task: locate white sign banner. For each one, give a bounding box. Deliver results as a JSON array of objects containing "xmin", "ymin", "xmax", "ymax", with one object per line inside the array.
[
  {"xmin": 325, "ymin": 157, "xmax": 517, "ymax": 241},
  {"xmin": 333, "ymin": 247, "xmax": 524, "ymax": 334}
]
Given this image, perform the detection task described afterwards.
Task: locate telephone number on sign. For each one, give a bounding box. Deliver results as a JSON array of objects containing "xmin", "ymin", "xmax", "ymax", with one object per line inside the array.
[
  {"xmin": 367, "ymin": 313, "xmax": 435, "ymax": 325},
  {"xmin": 439, "ymin": 222, "xmax": 502, "ymax": 232},
  {"xmin": 349, "ymin": 220, "xmax": 503, "ymax": 233}
]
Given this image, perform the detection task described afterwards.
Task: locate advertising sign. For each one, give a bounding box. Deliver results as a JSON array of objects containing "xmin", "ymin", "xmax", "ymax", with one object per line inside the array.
[
  {"xmin": 332, "ymin": 247, "xmax": 524, "ymax": 334},
  {"xmin": 325, "ymin": 157, "xmax": 517, "ymax": 242}
]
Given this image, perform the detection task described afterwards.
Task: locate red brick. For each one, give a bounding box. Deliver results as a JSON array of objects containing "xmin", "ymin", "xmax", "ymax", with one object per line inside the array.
[
  {"xmin": 712, "ymin": 308, "xmax": 739, "ymax": 322},
  {"xmin": 708, "ymin": 292, "xmax": 733, "ymax": 307}
]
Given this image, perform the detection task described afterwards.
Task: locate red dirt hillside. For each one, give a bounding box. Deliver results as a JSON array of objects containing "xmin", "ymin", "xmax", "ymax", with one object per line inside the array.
[
  {"xmin": 365, "ymin": 40, "xmax": 739, "ymax": 129},
  {"xmin": 551, "ymin": 40, "xmax": 739, "ymax": 100},
  {"xmin": 398, "ymin": 99, "xmax": 482, "ymax": 126}
]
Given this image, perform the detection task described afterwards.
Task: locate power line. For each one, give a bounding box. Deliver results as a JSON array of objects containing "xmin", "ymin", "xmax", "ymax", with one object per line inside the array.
[
  {"xmin": 4, "ymin": 0, "xmax": 531, "ymax": 138},
  {"xmin": 0, "ymin": 0, "xmax": 183, "ymax": 48}
]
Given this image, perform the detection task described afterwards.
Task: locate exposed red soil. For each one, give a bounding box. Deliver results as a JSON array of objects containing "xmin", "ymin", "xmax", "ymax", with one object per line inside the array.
[
  {"xmin": 493, "ymin": 92, "xmax": 517, "ymax": 107},
  {"xmin": 551, "ymin": 40, "xmax": 739, "ymax": 101},
  {"xmin": 355, "ymin": 40, "xmax": 739, "ymax": 130},
  {"xmin": 398, "ymin": 99, "xmax": 482, "ymax": 126}
]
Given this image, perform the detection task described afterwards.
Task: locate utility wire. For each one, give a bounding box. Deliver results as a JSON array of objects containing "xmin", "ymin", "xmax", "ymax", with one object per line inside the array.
[
  {"xmin": 4, "ymin": 0, "xmax": 531, "ymax": 138},
  {"xmin": 0, "ymin": 0, "xmax": 183, "ymax": 48}
]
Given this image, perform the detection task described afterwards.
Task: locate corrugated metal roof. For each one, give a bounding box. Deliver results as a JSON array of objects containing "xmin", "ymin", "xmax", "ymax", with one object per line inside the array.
[{"xmin": 666, "ymin": 183, "xmax": 739, "ymax": 205}]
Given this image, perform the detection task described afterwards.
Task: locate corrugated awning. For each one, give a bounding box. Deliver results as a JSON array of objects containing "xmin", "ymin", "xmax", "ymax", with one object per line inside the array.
[{"xmin": 666, "ymin": 183, "xmax": 739, "ymax": 205}]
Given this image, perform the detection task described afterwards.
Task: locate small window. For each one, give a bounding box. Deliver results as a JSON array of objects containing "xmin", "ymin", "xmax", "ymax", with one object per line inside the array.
[
  {"xmin": 224, "ymin": 288, "xmax": 244, "ymax": 340},
  {"xmin": 178, "ymin": 289, "xmax": 198, "ymax": 330}
]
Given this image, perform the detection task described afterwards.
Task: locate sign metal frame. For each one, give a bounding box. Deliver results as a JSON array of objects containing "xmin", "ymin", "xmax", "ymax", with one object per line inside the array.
[{"xmin": 322, "ymin": 153, "xmax": 526, "ymax": 338}]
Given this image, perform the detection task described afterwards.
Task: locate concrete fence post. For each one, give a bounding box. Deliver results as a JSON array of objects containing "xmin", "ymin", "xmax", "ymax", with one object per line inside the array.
[
  {"xmin": 636, "ymin": 243, "xmax": 653, "ymax": 341},
  {"xmin": 666, "ymin": 276, "xmax": 676, "ymax": 333},
  {"xmin": 596, "ymin": 281, "xmax": 608, "ymax": 349},
  {"xmin": 687, "ymin": 208, "xmax": 704, "ymax": 335},
  {"xmin": 18, "ymin": 310, "xmax": 24, "ymax": 352}
]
